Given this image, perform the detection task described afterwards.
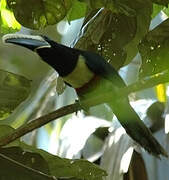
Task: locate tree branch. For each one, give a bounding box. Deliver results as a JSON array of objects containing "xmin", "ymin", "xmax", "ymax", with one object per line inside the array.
[{"xmin": 0, "ymin": 70, "xmax": 169, "ymax": 147}]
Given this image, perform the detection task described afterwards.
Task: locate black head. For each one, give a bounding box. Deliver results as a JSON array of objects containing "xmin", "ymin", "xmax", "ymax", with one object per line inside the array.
[
  {"xmin": 3, "ymin": 34, "xmax": 80, "ymax": 76},
  {"xmin": 35, "ymin": 36, "xmax": 80, "ymax": 76}
]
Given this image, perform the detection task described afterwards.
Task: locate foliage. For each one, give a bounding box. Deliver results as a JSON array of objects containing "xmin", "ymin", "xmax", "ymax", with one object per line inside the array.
[
  {"xmin": 0, "ymin": 69, "xmax": 31, "ymax": 120},
  {"xmin": 0, "ymin": 0, "xmax": 21, "ymax": 33},
  {"xmin": 0, "ymin": 125, "xmax": 107, "ymax": 180},
  {"xmin": 1, "ymin": 0, "xmax": 169, "ymax": 179},
  {"xmin": 139, "ymin": 18, "xmax": 169, "ymax": 78},
  {"xmin": 5, "ymin": 0, "xmax": 86, "ymax": 29}
]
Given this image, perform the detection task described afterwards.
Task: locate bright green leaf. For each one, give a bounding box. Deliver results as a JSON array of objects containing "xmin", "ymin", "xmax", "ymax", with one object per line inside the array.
[
  {"xmin": 152, "ymin": 3, "xmax": 169, "ymax": 18},
  {"xmin": 0, "ymin": 0, "xmax": 21, "ymax": 34},
  {"xmin": 67, "ymin": 0, "xmax": 87, "ymax": 22}
]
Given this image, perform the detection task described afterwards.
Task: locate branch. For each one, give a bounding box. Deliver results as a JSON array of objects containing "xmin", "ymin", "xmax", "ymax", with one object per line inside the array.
[{"xmin": 0, "ymin": 70, "xmax": 169, "ymax": 147}]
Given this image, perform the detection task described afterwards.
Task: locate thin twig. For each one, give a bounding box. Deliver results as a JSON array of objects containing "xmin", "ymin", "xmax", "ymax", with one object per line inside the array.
[{"xmin": 0, "ymin": 70, "xmax": 169, "ymax": 147}]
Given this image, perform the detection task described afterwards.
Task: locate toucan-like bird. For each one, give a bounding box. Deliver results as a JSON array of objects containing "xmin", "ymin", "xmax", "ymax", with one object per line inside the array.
[{"xmin": 2, "ymin": 34, "xmax": 168, "ymax": 157}]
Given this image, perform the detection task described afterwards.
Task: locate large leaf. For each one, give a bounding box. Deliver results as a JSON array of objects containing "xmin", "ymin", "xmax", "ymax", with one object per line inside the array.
[
  {"xmin": 66, "ymin": 0, "xmax": 87, "ymax": 22},
  {"xmin": 75, "ymin": 0, "xmax": 152, "ymax": 67},
  {"xmin": 0, "ymin": 0, "xmax": 21, "ymax": 34},
  {"xmin": 0, "ymin": 69, "xmax": 31, "ymax": 120},
  {"xmin": 138, "ymin": 18, "xmax": 169, "ymax": 78},
  {"xmin": 7, "ymin": 0, "xmax": 73, "ymax": 29},
  {"xmin": 0, "ymin": 124, "xmax": 107, "ymax": 180},
  {"xmin": 75, "ymin": 9, "xmax": 136, "ymax": 70},
  {"xmin": 0, "ymin": 146, "xmax": 51, "ymax": 180},
  {"xmin": 21, "ymin": 143, "xmax": 107, "ymax": 180}
]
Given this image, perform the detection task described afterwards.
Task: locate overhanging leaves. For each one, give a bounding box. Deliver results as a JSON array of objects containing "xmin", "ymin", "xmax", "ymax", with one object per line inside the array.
[
  {"xmin": 75, "ymin": 9, "xmax": 136, "ymax": 69},
  {"xmin": 75, "ymin": 0, "xmax": 153, "ymax": 69},
  {"xmin": 7, "ymin": 0, "xmax": 73, "ymax": 29}
]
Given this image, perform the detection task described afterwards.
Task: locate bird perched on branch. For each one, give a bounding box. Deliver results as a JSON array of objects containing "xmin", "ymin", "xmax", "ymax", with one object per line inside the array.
[{"xmin": 3, "ymin": 34, "xmax": 168, "ymax": 158}]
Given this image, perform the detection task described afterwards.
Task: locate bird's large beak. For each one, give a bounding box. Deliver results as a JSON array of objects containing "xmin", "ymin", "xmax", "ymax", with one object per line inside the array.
[{"xmin": 2, "ymin": 34, "xmax": 50, "ymax": 51}]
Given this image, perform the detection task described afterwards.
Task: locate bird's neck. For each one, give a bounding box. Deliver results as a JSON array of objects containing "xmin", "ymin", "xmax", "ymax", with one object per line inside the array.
[{"xmin": 62, "ymin": 55, "xmax": 95, "ymax": 88}]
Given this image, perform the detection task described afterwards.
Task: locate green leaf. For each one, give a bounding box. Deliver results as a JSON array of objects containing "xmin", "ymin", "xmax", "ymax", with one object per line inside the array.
[
  {"xmin": 152, "ymin": 4, "xmax": 164, "ymax": 18},
  {"xmin": 0, "ymin": 146, "xmax": 50, "ymax": 180},
  {"xmin": 75, "ymin": 0, "xmax": 152, "ymax": 68},
  {"xmin": 0, "ymin": 0, "xmax": 21, "ymax": 34},
  {"xmin": 152, "ymin": 3, "xmax": 169, "ymax": 18},
  {"xmin": 21, "ymin": 143, "xmax": 107, "ymax": 180},
  {"xmin": 162, "ymin": 5, "xmax": 169, "ymax": 16},
  {"xmin": 75, "ymin": 9, "xmax": 136, "ymax": 69},
  {"xmin": 7, "ymin": 0, "xmax": 73, "ymax": 29},
  {"xmin": 0, "ymin": 69, "xmax": 31, "ymax": 120},
  {"xmin": 67, "ymin": 0, "xmax": 87, "ymax": 22},
  {"xmin": 138, "ymin": 18, "xmax": 169, "ymax": 78}
]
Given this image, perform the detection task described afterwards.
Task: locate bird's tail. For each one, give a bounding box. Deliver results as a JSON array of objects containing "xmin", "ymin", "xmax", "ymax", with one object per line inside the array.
[{"xmin": 109, "ymin": 98, "xmax": 168, "ymax": 158}]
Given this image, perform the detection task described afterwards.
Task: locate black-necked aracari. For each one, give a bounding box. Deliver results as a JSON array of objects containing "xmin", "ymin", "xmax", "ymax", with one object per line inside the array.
[{"xmin": 2, "ymin": 34, "xmax": 168, "ymax": 158}]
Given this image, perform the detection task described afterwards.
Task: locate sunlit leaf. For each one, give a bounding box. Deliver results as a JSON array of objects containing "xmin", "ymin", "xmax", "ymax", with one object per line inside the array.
[
  {"xmin": 162, "ymin": 5, "xmax": 169, "ymax": 16},
  {"xmin": 152, "ymin": 4, "xmax": 169, "ymax": 18},
  {"xmin": 7, "ymin": 0, "xmax": 73, "ymax": 29},
  {"xmin": 0, "ymin": 69, "xmax": 31, "ymax": 120},
  {"xmin": 0, "ymin": 0, "xmax": 21, "ymax": 34},
  {"xmin": 67, "ymin": 0, "xmax": 87, "ymax": 22}
]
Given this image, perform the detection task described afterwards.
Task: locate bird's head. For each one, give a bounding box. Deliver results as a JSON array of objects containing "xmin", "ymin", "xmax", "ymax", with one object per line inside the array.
[{"xmin": 2, "ymin": 34, "xmax": 79, "ymax": 76}]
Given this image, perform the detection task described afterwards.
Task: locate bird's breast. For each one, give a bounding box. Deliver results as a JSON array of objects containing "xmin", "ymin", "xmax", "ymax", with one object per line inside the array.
[{"xmin": 62, "ymin": 55, "xmax": 95, "ymax": 88}]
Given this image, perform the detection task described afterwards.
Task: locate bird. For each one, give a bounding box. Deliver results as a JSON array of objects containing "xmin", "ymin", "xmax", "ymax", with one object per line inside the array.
[{"xmin": 2, "ymin": 34, "xmax": 168, "ymax": 158}]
